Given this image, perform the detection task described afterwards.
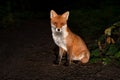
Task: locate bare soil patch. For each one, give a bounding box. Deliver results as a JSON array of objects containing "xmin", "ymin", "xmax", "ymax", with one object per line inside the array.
[{"xmin": 0, "ymin": 19, "xmax": 120, "ymax": 80}]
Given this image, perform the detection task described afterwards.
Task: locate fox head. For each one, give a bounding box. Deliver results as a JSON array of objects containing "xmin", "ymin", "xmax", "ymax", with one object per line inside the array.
[{"xmin": 50, "ymin": 10, "xmax": 69, "ymax": 32}]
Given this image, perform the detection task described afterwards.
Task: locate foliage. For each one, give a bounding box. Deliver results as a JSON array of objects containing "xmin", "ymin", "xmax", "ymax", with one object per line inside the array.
[{"xmin": 90, "ymin": 22, "xmax": 120, "ymax": 65}]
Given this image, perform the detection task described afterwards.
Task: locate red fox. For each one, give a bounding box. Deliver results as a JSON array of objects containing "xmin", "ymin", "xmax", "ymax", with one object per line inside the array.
[{"xmin": 50, "ymin": 10, "xmax": 90, "ymax": 66}]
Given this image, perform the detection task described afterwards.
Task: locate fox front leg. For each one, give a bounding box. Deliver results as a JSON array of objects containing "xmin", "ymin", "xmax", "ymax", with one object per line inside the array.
[
  {"xmin": 65, "ymin": 53, "xmax": 72, "ymax": 66},
  {"xmin": 55, "ymin": 47, "xmax": 64, "ymax": 65},
  {"xmin": 65, "ymin": 48, "xmax": 72, "ymax": 66}
]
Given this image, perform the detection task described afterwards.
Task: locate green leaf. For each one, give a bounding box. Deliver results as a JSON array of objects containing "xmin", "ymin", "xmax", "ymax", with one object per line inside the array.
[
  {"xmin": 90, "ymin": 58, "xmax": 102, "ymax": 63},
  {"xmin": 106, "ymin": 44, "xmax": 118, "ymax": 56},
  {"xmin": 91, "ymin": 49, "xmax": 100, "ymax": 57},
  {"xmin": 114, "ymin": 51, "xmax": 120, "ymax": 58},
  {"xmin": 102, "ymin": 57, "xmax": 112, "ymax": 65}
]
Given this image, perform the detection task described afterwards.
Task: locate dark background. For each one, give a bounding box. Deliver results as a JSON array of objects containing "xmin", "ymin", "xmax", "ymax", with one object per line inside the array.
[{"xmin": 1, "ymin": 0, "xmax": 120, "ymax": 14}]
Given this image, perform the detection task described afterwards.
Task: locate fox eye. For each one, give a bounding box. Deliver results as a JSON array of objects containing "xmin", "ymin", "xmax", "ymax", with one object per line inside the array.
[
  {"xmin": 53, "ymin": 22, "xmax": 57, "ymax": 25},
  {"xmin": 61, "ymin": 23, "xmax": 65, "ymax": 25}
]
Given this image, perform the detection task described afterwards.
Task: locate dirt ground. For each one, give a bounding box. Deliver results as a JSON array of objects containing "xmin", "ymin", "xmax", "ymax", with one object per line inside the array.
[{"xmin": 0, "ymin": 19, "xmax": 120, "ymax": 80}]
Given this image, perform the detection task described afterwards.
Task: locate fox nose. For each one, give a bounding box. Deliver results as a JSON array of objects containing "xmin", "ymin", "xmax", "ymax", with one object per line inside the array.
[{"xmin": 56, "ymin": 28, "xmax": 61, "ymax": 32}]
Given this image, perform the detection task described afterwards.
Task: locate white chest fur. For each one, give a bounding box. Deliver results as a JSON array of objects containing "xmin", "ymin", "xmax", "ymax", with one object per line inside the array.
[{"xmin": 51, "ymin": 24, "xmax": 68, "ymax": 51}]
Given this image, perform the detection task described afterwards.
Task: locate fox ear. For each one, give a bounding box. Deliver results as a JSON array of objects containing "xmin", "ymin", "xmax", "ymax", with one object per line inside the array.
[
  {"xmin": 50, "ymin": 10, "xmax": 58, "ymax": 19},
  {"xmin": 62, "ymin": 11, "xmax": 69, "ymax": 20}
]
